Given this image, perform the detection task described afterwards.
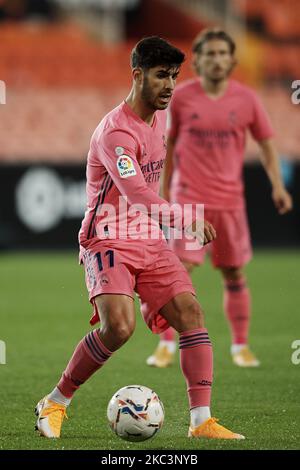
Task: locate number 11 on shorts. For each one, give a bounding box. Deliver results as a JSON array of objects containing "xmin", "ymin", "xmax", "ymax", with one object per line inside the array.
[{"xmin": 95, "ymin": 250, "xmax": 115, "ymax": 272}]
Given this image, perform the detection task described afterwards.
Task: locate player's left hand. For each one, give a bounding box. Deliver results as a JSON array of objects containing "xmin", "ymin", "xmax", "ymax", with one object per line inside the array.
[
  {"xmin": 203, "ymin": 220, "xmax": 217, "ymax": 245},
  {"xmin": 272, "ymin": 186, "xmax": 293, "ymax": 215},
  {"xmin": 185, "ymin": 219, "xmax": 217, "ymax": 246}
]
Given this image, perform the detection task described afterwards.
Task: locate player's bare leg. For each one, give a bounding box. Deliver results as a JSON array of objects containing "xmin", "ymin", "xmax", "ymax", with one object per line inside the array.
[
  {"xmin": 160, "ymin": 292, "xmax": 244, "ymax": 439},
  {"xmin": 35, "ymin": 294, "xmax": 135, "ymax": 438},
  {"xmin": 146, "ymin": 261, "xmax": 195, "ymax": 368},
  {"xmin": 221, "ymin": 266, "xmax": 260, "ymax": 367}
]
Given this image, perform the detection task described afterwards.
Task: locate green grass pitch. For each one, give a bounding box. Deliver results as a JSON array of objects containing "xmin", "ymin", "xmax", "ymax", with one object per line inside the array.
[{"xmin": 0, "ymin": 250, "xmax": 299, "ymax": 450}]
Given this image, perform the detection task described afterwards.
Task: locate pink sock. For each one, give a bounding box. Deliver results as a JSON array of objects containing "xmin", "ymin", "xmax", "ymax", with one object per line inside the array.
[
  {"xmin": 160, "ymin": 327, "xmax": 176, "ymax": 342},
  {"xmin": 223, "ymin": 277, "xmax": 251, "ymax": 345},
  {"xmin": 57, "ymin": 329, "xmax": 112, "ymax": 398},
  {"xmin": 179, "ymin": 328, "xmax": 213, "ymax": 408}
]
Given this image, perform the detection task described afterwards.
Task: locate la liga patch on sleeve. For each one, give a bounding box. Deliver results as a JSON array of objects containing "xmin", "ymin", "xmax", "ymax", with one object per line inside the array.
[{"xmin": 117, "ymin": 155, "xmax": 137, "ymax": 178}]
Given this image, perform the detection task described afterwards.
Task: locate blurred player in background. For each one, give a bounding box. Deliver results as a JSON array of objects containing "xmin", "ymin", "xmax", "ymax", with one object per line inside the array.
[
  {"xmin": 35, "ymin": 36, "xmax": 244, "ymax": 440},
  {"xmin": 147, "ymin": 28, "xmax": 292, "ymax": 369}
]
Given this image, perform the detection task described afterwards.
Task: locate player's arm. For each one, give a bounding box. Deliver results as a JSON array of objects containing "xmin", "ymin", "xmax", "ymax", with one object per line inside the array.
[
  {"xmin": 258, "ymin": 138, "xmax": 293, "ymax": 214},
  {"xmin": 161, "ymin": 93, "xmax": 179, "ymax": 201},
  {"xmin": 100, "ymin": 130, "xmax": 216, "ymax": 244},
  {"xmin": 249, "ymin": 92, "xmax": 293, "ymax": 215},
  {"xmin": 101, "ymin": 130, "xmax": 182, "ymax": 226},
  {"xmin": 161, "ymin": 137, "xmax": 215, "ymax": 244},
  {"xmin": 161, "ymin": 136, "xmax": 176, "ymax": 202}
]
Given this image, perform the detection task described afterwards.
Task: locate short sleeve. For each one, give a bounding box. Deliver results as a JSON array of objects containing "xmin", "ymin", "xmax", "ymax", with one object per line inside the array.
[{"xmin": 248, "ymin": 92, "xmax": 274, "ymax": 142}]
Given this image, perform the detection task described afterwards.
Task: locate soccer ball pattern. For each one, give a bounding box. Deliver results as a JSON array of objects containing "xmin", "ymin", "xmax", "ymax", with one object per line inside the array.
[{"xmin": 107, "ymin": 385, "xmax": 164, "ymax": 442}]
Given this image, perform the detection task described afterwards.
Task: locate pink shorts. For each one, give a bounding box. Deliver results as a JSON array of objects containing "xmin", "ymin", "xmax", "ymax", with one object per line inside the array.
[
  {"xmin": 80, "ymin": 238, "xmax": 195, "ymax": 334},
  {"xmin": 170, "ymin": 208, "xmax": 252, "ymax": 267}
]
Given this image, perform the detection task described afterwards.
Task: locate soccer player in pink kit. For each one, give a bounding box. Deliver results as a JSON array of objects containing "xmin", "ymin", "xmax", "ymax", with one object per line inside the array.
[
  {"xmin": 147, "ymin": 29, "xmax": 293, "ymax": 369},
  {"xmin": 35, "ymin": 36, "xmax": 244, "ymax": 440}
]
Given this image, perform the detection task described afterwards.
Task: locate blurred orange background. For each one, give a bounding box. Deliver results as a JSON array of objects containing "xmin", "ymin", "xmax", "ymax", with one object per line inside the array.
[{"xmin": 0, "ymin": 0, "xmax": 299, "ymax": 163}]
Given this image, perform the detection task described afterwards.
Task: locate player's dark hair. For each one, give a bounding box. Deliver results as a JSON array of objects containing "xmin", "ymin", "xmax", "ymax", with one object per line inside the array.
[
  {"xmin": 131, "ymin": 36, "xmax": 185, "ymax": 70},
  {"xmin": 192, "ymin": 28, "xmax": 236, "ymax": 55}
]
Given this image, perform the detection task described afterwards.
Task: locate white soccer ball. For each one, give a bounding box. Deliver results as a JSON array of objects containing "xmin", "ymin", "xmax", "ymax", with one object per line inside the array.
[{"xmin": 107, "ymin": 385, "xmax": 164, "ymax": 442}]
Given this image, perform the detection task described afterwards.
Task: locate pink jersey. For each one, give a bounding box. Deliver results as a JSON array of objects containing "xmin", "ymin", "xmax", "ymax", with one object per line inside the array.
[
  {"xmin": 79, "ymin": 101, "xmax": 180, "ymax": 247},
  {"xmin": 168, "ymin": 78, "xmax": 274, "ymax": 210}
]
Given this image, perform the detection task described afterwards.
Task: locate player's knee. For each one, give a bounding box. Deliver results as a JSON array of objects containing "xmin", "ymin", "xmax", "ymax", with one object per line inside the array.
[
  {"xmin": 187, "ymin": 301, "xmax": 204, "ymax": 326},
  {"xmin": 177, "ymin": 301, "xmax": 204, "ymax": 332},
  {"xmin": 221, "ymin": 266, "xmax": 243, "ymax": 282},
  {"xmin": 107, "ymin": 318, "xmax": 135, "ymax": 347},
  {"xmin": 113, "ymin": 327, "xmax": 133, "ymax": 347},
  {"xmin": 98, "ymin": 309, "xmax": 135, "ymax": 349}
]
